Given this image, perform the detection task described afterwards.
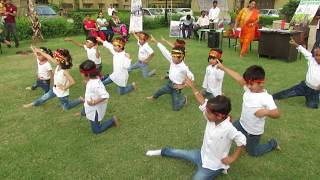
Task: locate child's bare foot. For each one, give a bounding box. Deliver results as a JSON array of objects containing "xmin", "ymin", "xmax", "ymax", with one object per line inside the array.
[
  {"xmin": 74, "ymin": 112, "xmax": 81, "ymax": 117},
  {"xmin": 23, "ymin": 103, "xmax": 33, "ymax": 108},
  {"xmin": 132, "ymin": 82, "xmax": 138, "ymax": 91},
  {"xmin": 113, "ymin": 116, "xmax": 120, "ymax": 128},
  {"xmin": 79, "ymin": 96, "xmax": 85, "ymax": 103},
  {"xmin": 25, "ymin": 87, "xmax": 32, "ymax": 90},
  {"xmin": 276, "ymin": 144, "xmax": 281, "ymax": 151},
  {"xmin": 146, "ymin": 96, "xmax": 155, "ymax": 100}
]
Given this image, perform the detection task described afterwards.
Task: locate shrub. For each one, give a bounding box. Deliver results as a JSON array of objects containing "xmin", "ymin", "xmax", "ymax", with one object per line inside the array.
[
  {"xmin": 259, "ymin": 16, "xmax": 282, "ymax": 26},
  {"xmin": 280, "ymin": 0, "xmax": 300, "ymax": 22}
]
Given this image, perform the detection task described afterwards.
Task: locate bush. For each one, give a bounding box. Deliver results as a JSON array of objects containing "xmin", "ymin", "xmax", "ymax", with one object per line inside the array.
[
  {"xmin": 280, "ymin": 0, "xmax": 300, "ymax": 22},
  {"xmin": 143, "ymin": 16, "xmax": 167, "ymax": 29},
  {"xmin": 259, "ymin": 16, "xmax": 282, "ymax": 26}
]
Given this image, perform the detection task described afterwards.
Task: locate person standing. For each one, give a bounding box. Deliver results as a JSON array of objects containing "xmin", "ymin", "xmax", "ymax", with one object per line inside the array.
[
  {"xmin": 4, "ymin": 0, "xmax": 18, "ymax": 48},
  {"xmin": 208, "ymin": 1, "xmax": 220, "ymax": 29},
  {"xmin": 107, "ymin": 4, "xmax": 115, "ymax": 17},
  {"xmin": 234, "ymin": 0, "xmax": 259, "ymax": 58}
]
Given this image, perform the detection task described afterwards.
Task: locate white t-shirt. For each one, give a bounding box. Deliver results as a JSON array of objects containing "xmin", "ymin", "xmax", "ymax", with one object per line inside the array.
[
  {"xmin": 108, "ymin": 7, "xmax": 115, "ymax": 16},
  {"xmin": 103, "ymin": 41, "xmax": 131, "ymax": 87},
  {"xmin": 209, "ymin": 7, "xmax": 220, "ymax": 23},
  {"xmin": 199, "ymin": 100, "xmax": 246, "ymax": 171},
  {"xmin": 239, "ymin": 86, "xmax": 277, "ymax": 135},
  {"xmin": 37, "ymin": 59, "xmax": 52, "ymax": 80},
  {"xmin": 202, "ymin": 65, "xmax": 224, "ymax": 96},
  {"xmin": 297, "ymin": 45, "xmax": 320, "ymax": 90},
  {"xmin": 157, "ymin": 43, "xmax": 194, "ymax": 84},
  {"xmin": 196, "ymin": 16, "xmax": 210, "ymax": 27},
  {"xmin": 84, "ymin": 45, "xmax": 102, "ymax": 65},
  {"xmin": 53, "ymin": 66, "xmax": 69, "ymax": 97},
  {"xmin": 138, "ymin": 41, "xmax": 154, "ymax": 62},
  {"xmin": 84, "ymin": 79, "xmax": 110, "ymax": 121}
]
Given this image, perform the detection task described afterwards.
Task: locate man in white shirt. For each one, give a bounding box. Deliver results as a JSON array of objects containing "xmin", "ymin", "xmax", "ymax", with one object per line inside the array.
[
  {"xmin": 146, "ymin": 78, "xmax": 246, "ymax": 179},
  {"xmin": 208, "ymin": 0, "xmax": 220, "ymax": 29},
  {"xmin": 180, "ymin": 15, "xmax": 195, "ymax": 39},
  {"xmin": 193, "ymin": 10, "xmax": 210, "ymax": 39},
  {"xmin": 107, "ymin": 4, "xmax": 115, "ymax": 16}
]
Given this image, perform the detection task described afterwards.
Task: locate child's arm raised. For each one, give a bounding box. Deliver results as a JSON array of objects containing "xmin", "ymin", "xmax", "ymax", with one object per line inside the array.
[
  {"xmin": 132, "ymin": 32, "xmax": 139, "ymax": 41},
  {"xmin": 64, "ymin": 38, "xmax": 84, "ymax": 48},
  {"xmin": 34, "ymin": 47, "xmax": 58, "ymax": 65},
  {"xmin": 216, "ymin": 60, "xmax": 246, "ymax": 86},
  {"xmin": 161, "ymin": 36, "xmax": 174, "ymax": 48},
  {"xmin": 290, "ymin": 37, "xmax": 313, "ymax": 61},
  {"xmin": 150, "ymin": 35, "xmax": 172, "ymax": 63},
  {"xmin": 96, "ymin": 37, "xmax": 115, "ymax": 55},
  {"xmin": 184, "ymin": 76, "xmax": 205, "ymax": 105}
]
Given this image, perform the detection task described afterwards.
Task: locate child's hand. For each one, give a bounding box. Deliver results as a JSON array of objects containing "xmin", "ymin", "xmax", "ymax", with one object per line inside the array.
[
  {"xmin": 255, "ymin": 108, "xmax": 269, "ymax": 118},
  {"xmin": 64, "ymin": 37, "xmax": 71, "ymax": 41},
  {"xmin": 57, "ymin": 84, "xmax": 66, "ymax": 91},
  {"xmin": 173, "ymin": 84, "xmax": 185, "ymax": 90},
  {"xmin": 150, "ymin": 35, "xmax": 158, "ymax": 44},
  {"xmin": 221, "ymin": 156, "xmax": 235, "ymax": 165},
  {"xmin": 87, "ymin": 98, "xmax": 96, "ymax": 106},
  {"xmin": 96, "ymin": 37, "xmax": 103, "ymax": 43},
  {"xmin": 184, "ymin": 76, "xmax": 194, "ymax": 88},
  {"xmin": 33, "ymin": 47, "xmax": 41, "ymax": 53},
  {"xmin": 216, "ymin": 59, "xmax": 224, "ymax": 70},
  {"xmin": 125, "ymin": 53, "xmax": 131, "ymax": 59},
  {"xmin": 161, "ymin": 36, "xmax": 166, "ymax": 42}
]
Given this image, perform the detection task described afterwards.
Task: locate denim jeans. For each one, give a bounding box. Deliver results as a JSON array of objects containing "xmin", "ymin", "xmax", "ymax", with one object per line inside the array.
[
  {"xmin": 273, "ymin": 81, "xmax": 320, "ymax": 109},
  {"xmin": 181, "ymin": 24, "xmax": 193, "ymax": 38},
  {"xmin": 161, "ymin": 148, "xmax": 223, "ymax": 180},
  {"xmin": 233, "ymin": 120, "xmax": 277, "ymax": 157},
  {"xmin": 201, "ymin": 90, "xmax": 214, "ymax": 99},
  {"xmin": 102, "ymin": 77, "xmax": 134, "ymax": 95},
  {"xmin": 5, "ymin": 23, "xmax": 19, "ymax": 47},
  {"xmin": 31, "ymin": 79, "xmax": 50, "ymax": 93},
  {"xmin": 153, "ymin": 80, "xmax": 186, "ymax": 111},
  {"xmin": 32, "ymin": 89, "xmax": 81, "ymax": 110},
  {"xmin": 128, "ymin": 60, "xmax": 155, "ymax": 78},
  {"xmin": 82, "ymin": 110, "xmax": 115, "ymax": 134},
  {"xmin": 316, "ymin": 29, "xmax": 320, "ymax": 47},
  {"xmin": 101, "ymin": 29, "xmax": 114, "ymax": 42}
]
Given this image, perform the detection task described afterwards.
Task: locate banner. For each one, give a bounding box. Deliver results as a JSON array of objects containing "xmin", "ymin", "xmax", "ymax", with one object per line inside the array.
[
  {"xmin": 169, "ymin": 21, "xmax": 182, "ymax": 37},
  {"xmin": 291, "ymin": 0, "xmax": 320, "ymax": 25},
  {"xmin": 129, "ymin": 0, "xmax": 143, "ymax": 33}
]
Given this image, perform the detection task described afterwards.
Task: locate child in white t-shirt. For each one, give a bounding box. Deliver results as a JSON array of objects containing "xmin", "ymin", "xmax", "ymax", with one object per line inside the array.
[
  {"xmin": 147, "ymin": 35, "xmax": 194, "ymax": 111},
  {"xmin": 146, "ymin": 77, "xmax": 246, "ymax": 179},
  {"xmin": 128, "ymin": 32, "xmax": 156, "ymax": 78},
  {"xmin": 217, "ymin": 63, "xmax": 281, "ymax": 157},
  {"xmin": 23, "ymin": 48, "xmax": 83, "ymax": 110},
  {"xmin": 64, "ymin": 36, "xmax": 104, "ymax": 76},
  {"xmin": 78, "ymin": 60, "xmax": 120, "ymax": 134},
  {"xmin": 202, "ymin": 48, "xmax": 224, "ymax": 98},
  {"xmin": 96, "ymin": 37, "xmax": 137, "ymax": 95},
  {"xmin": 26, "ymin": 46, "xmax": 53, "ymax": 93}
]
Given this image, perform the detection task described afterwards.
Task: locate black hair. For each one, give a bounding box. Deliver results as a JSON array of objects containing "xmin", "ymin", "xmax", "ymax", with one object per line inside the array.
[
  {"xmin": 86, "ymin": 36, "xmax": 97, "ymax": 44},
  {"xmin": 172, "ymin": 46, "xmax": 186, "ymax": 56},
  {"xmin": 206, "ymin": 95, "xmax": 231, "ymax": 116},
  {"xmin": 39, "ymin": 47, "xmax": 53, "ymax": 57},
  {"xmin": 243, "ymin": 65, "xmax": 265, "ymax": 81},
  {"xmin": 249, "ymin": 0, "xmax": 256, "ymax": 4},
  {"xmin": 79, "ymin": 60, "xmax": 99, "ymax": 78},
  {"xmin": 186, "ymin": 15, "xmax": 191, "ymax": 20},
  {"xmin": 112, "ymin": 11, "xmax": 117, "ymax": 16},
  {"xmin": 213, "ymin": 1, "xmax": 218, "ymax": 4},
  {"xmin": 311, "ymin": 42, "xmax": 320, "ymax": 55},
  {"xmin": 57, "ymin": 48, "xmax": 73, "ymax": 69},
  {"xmin": 97, "ymin": 11, "xmax": 104, "ymax": 18}
]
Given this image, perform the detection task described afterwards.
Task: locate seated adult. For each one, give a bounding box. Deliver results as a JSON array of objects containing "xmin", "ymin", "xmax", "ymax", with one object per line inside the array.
[
  {"xmin": 193, "ymin": 11, "xmax": 210, "ymax": 40},
  {"xmin": 180, "ymin": 15, "xmax": 194, "ymax": 39},
  {"xmin": 109, "ymin": 11, "xmax": 129, "ymax": 41},
  {"xmin": 96, "ymin": 11, "xmax": 114, "ymax": 42},
  {"xmin": 83, "ymin": 14, "xmax": 98, "ymax": 37}
]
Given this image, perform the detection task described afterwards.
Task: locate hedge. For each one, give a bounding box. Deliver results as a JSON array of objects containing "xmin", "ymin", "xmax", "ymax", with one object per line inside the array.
[{"xmin": 259, "ymin": 16, "xmax": 282, "ymax": 26}]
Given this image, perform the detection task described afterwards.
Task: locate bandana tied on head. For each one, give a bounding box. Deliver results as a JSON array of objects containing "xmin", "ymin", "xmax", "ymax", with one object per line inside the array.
[
  {"xmin": 174, "ymin": 39, "xmax": 186, "ymax": 48},
  {"xmin": 245, "ymin": 79, "xmax": 265, "ymax": 85},
  {"xmin": 112, "ymin": 38, "xmax": 125, "ymax": 48},
  {"xmin": 208, "ymin": 49, "xmax": 222, "ymax": 60},
  {"xmin": 80, "ymin": 64, "xmax": 97, "ymax": 75},
  {"xmin": 53, "ymin": 50, "xmax": 68, "ymax": 65}
]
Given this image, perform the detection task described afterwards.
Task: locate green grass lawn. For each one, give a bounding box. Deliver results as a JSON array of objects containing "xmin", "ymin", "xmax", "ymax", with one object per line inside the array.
[{"xmin": 0, "ymin": 28, "xmax": 320, "ymax": 179}]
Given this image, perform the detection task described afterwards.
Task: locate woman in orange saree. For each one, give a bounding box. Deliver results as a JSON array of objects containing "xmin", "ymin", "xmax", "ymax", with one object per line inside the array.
[{"xmin": 235, "ymin": 0, "xmax": 259, "ymax": 58}]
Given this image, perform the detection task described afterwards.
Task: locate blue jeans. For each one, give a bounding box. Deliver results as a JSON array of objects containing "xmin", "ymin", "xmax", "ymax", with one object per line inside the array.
[
  {"xmin": 32, "ymin": 89, "xmax": 81, "ymax": 110},
  {"xmin": 233, "ymin": 120, "xmax": 277, "ymax": 157},
  {"xmin": 181, "ymin": 24, "xmax": 193, "ymax": 38},
  {"xmin": 82, "ymin": 110, "xmax": 115, "ymax": 134},
  {"xmin": 101, "ymin": 29, "xmax": 114, "ymax": 42},
  {"xmin": 153, "ymin": 80, "xmax": 186, "ymax": 111},
  {"xmin": 31, "ymin": 79, "xmax": 50, "ymax": 93},
  {"xmin": 128, "ymin": 60, "xmax": 155, "ymax": 78},
  {"xmin": 102, "ymin": 77, "xmax": 134, "ymax": 95},
  {"xmin": 273, "ymin": 81, "xmax": 320, "ymax": 109},
  {"xmin": 161, "ymin": 148, "xmax": 223, "ymax": 180}
]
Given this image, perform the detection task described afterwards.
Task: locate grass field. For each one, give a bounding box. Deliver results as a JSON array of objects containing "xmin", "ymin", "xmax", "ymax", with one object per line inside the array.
[{"xmin": 0, "ymin": 28, "xmax": 320, "ymax": 179}]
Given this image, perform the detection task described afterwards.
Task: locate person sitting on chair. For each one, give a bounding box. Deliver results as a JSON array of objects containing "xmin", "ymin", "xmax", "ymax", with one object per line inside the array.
[
  {"xmin": 193, "ymin": 10, "xmax": 210, "ymax": 40},
  {"xmin": 180, "ymin": 15, "xmax": 194, "ymax": 39}
]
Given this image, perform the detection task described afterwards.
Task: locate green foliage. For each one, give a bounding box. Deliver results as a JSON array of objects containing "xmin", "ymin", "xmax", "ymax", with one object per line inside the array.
[
  {"xmin": 15, "ymin": 17, "xmax": 33, "ymax": 41},
  {"xmin": 143, "ymin": 16, "xmax": 167, "ymax": 29},
  {"xmin": 259, "ymin": 16, "xmax": 282, "ymax": 26},
  {"xmin": 48, "ymin": 3, "xmax": 60, "ymax": 13},
  {"xmin": 280, "ymin": 0, "xmax": 300, "ymax": 22}
]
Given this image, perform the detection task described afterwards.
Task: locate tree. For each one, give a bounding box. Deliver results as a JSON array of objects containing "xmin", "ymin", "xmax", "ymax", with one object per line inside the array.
[{"xmin": 28, "ymin": 0, "xmax": 44, "ymax": 42}]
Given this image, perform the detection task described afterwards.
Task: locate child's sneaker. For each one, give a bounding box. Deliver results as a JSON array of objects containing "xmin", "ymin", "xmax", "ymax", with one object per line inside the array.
[
  {"xmin": 25, "ymin": 87, "xmax": 32, "ymax": 90},
  {"xmin": 113, "ymin": 116, "xmax": 120, "ymax": 128},
  {"xmin": 146, "ymin": 96, "xmax": 155, "ymax": 100},
  {"xmin": 132, "ymin": 82, "xmax": 138, "ymax": 91},
  {"xmin": 23, "ymin": 103, "xmax": 33, "ymax": 108}
]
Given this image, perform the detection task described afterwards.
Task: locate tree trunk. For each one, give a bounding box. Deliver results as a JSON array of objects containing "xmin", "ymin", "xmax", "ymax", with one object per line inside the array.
[{"xmin": 28, "ymin": 0, "xmax": 44, "ymax": 43}]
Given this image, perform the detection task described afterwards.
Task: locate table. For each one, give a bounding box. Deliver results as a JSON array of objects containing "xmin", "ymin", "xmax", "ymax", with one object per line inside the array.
[{"xmin": 258, "ymin": 30, "xmax": 302, "ymax": 62}]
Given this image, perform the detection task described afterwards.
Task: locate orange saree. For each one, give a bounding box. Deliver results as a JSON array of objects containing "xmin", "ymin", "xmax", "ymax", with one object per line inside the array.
[{"xmin": 236, "ymin": 8, "xmax": 259, "ymax": 57}]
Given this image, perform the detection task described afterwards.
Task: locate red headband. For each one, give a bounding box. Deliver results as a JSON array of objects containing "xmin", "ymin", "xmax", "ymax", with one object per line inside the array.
[
  {"xmin": 245, "ymin": 79, "xmax": 265, "ymax": 84},
  {"xmin": 80, "ymin": 64, "xmax": 97, "ymax": 75},
  {"xmin": 209, "ymin": 50, "xmax": 222, "ymax": 59},
  {"xmin": 53, "ymin": 51, "xmax": 64, "ymax": 62}
]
